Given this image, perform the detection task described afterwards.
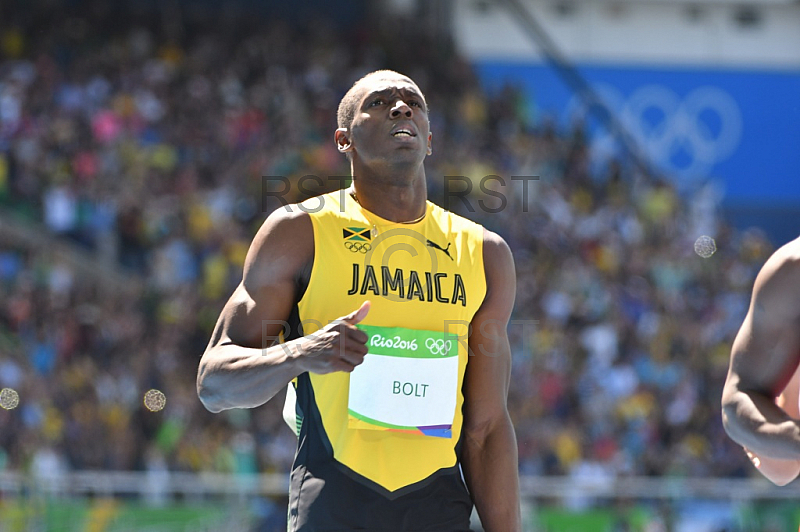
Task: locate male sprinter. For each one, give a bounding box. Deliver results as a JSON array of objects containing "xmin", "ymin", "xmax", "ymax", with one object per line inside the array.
[
  {"xmin": 197, "ymin": 70, "xmax": 521, "ymax": 530},
  {"xmin": 722, "ymin": 236, "xmax": 800, "ymax": 485}
]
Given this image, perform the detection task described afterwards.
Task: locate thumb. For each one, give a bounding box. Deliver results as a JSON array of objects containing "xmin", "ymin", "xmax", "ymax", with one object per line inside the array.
[{"xmin": 342, "ymin": 300, "xmax": 370, "ymax": 325}]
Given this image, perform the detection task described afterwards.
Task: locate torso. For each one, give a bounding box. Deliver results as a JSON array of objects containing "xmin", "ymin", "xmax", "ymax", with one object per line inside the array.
[{"xmin": 286, "ymin": 190, "xmax": 487, "ymax": 531}]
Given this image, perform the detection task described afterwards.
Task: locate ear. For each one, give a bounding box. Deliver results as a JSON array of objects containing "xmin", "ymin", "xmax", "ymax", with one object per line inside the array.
[
  {"xmin": 426, "ymin": 131, "xmax": 433, "ymax": 156},
  {"xmin": 335, "ymin": 128, "xmax": 354, "ymax": 153}
]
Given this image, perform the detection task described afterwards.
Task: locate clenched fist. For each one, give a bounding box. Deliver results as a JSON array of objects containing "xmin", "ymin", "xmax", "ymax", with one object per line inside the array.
[{"xmin": 295, "ymin": 301, "xmax": 371, "ymax": 374}]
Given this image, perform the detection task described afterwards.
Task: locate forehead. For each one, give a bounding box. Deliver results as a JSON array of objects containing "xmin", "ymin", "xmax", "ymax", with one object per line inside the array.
[{"xmin": 357, "ymin": 76, "xmax": 424, "ymax": 100}]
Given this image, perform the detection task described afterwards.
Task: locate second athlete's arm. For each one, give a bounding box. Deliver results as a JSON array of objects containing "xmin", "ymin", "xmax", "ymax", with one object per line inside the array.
[{"xmin": 722, "ymin": 241, "xmax": 800, "ymax": 468}]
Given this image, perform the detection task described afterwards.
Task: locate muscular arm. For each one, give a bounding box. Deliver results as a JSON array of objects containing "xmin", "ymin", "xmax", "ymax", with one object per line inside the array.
[
  {"xmin": 721, "ymin": 239, "xmax": 800, "ymax": 483},
  {"xmin": 461, "ymin": 230, "xmax": 521, "ymax": 532},
  {"xmin": 197, "ymin": 206, "xmax": 369, "ymax": 413}
]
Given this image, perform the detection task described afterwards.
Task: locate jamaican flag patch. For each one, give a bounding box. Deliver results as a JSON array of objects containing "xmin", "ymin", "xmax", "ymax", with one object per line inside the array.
[{"xmin": 343, "ymin": 227, "xmax": 371, "ymax": 242}]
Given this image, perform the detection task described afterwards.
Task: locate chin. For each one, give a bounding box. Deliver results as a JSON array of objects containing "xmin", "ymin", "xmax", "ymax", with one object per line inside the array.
[{"xmin": 390, "ymin": 148, "xmax": 427, "ymax": 162}]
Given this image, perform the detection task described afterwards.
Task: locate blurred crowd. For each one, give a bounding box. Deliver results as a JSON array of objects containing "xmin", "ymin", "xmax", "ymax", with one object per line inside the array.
[{"xmin": 0, "ymin": 1, "xmax": 775, "ymax": 486}]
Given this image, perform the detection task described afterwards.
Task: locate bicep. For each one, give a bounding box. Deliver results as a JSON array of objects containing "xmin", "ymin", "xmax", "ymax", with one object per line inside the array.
[
  {"xmin": 207, "ymin": 208, "xmax": 312, "ymax": 351},
  {"xmin": 212, "ymin": 281, "xmax": 297, "ymax": 349},
  {"xmin": 463, "ymin": 311, "xmax": 512, "ymax": 433},
  {"xmin": 728, "ymin": 315, "xmax": 797, "ymax": 400},
  {"xmin": 727, "ymin": 259, "xmax": 800, "ymax": 399}
]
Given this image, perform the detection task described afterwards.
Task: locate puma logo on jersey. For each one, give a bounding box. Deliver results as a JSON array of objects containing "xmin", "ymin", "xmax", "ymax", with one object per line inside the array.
[{"xmin": 426, "ymin": 239, "xmax": 453, "ymax": 261}]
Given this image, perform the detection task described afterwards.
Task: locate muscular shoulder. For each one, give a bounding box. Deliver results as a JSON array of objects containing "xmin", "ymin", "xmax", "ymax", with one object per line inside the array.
[
  {"xmin": 483, "ymin": 229, "xmax": 514, "ymax": 267},
  {"xmin": 766, "ymin": 237, "xmax": 800, "ymax": 274},
  {"xmin": 752, "ymin": 236, "xmax": 800, "ymax": 320},
  {"xmin": 243, "ymin": 206, "xmax": 313, "ymax": 295},
  {"xmin": 482, "ymin": 229, "xmax": 511, "ymax": 256}
]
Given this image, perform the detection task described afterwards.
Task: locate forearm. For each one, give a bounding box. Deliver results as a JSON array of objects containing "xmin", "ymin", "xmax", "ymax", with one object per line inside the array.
[
  {"xmin": 722, "ymin": 389, "xmax": 800, "ymax": 459},
  {"xmin": 462, "ymin": 416, "xmax": 522, "ymax": 532},
  {"xmin": 197, "ymin": 340, "xmax": 305, "ymax": 413}
]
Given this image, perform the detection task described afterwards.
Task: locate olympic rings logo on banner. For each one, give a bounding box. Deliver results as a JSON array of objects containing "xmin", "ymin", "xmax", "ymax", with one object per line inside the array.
[
  {"xmin": 425, "ymin": 338, "xmax": 452, "ymax": 356},
  {"xmin": 344, "ymin": 241, "xmax": 371, "ymax": 253},
  {"xmin": 567, "ymin": 84, "xmax": 743, "ymax": 179}
]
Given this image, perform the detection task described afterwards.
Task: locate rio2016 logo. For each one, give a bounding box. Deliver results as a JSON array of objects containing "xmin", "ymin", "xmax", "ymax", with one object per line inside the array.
[{"xmin": 370, "ymin": 334, "xmax": 418, "ymax": 351}]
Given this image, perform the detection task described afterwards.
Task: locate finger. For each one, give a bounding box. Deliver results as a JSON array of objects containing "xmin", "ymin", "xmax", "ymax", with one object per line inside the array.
[
  {"xmin": 338, "ymin": 340, "xmax": 368, "ymax": 365},
  {"xmin": 337, "ymin": 339, "xmax": 368, "ymax": 364},
  {"xmin": 332, "ymin": 351, "xmax": 359, "ymax": 372},
  {"xmin": 347, "ymin": 338, "xmax": 369, "ymax": 360},
  {"xmin": 333, "ymin": 359, "xmax": 357, "ymax": 373},
  {"xmin": 345, "ymin": 325, "xmax": 368, "ymax": 345},
  {"xmin": 341, "ymin": 300, "xmax": 370, "ymax": 325}
]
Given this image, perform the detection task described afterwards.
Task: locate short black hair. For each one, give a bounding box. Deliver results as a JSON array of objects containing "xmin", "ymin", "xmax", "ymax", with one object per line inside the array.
[{"xmin": 336, "ymin": 70, "xmax": 425, "ymax": 131}]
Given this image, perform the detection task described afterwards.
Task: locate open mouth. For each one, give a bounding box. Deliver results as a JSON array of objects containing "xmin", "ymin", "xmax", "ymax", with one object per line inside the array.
[{"xmin": 391, "ymin": 129, "xmax": 416, "ymax": 138}]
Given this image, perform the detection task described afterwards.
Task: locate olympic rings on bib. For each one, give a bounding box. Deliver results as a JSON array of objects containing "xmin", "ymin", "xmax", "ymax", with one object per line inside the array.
[
  {"xmin": 425, "ymin": 338, "xmax": 452, "ymax": 356},
  {"xmin": 344, "ymin": 241, "xmax": 372, "ymax": 253}
]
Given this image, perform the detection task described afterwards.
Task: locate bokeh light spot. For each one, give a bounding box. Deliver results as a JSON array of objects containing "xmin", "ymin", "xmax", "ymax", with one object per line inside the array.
[
  {"xmin": 0, "ymin": 388, "xmax": 20, "ymax": 410},
  {"xmin": 694, "ymin": 235, "xmax": 717, "ymax": 258},
  {"xmin": 144, "ymin": 389, "xmax": 166, "ymax": 412}
]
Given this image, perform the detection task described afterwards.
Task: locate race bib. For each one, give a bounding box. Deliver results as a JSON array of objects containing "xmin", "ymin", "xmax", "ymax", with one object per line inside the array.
[{"xmin": 348, "ymin": 325, "xmax": 459, "ymax": 438}]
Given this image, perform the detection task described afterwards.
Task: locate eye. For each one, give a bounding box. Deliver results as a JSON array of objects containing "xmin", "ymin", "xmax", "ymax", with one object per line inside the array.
[
  {"xmin": 369, "ymin": 98, "xmax": 385, "ymax": 107},
  {"xmin": 408, "ymin": 100, "xmax": 420, "ymax": 107}
]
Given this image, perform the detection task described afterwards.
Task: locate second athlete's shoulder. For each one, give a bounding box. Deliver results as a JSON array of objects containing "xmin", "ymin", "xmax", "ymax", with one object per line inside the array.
[
  {"xmin": 751, "ymin": 236, "xmax": 800, "ymax": 316},
  {"xmin": 773, "ymin": 236, "xmax": 800, "ymax": 265},
  {"xmin": 759, "ymin": 237, "xmax": 800, "ymax": 282}
]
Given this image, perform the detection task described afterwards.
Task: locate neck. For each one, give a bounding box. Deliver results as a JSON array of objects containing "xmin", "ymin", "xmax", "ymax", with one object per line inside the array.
[{"xmin": 349, "ymin": 164, "xmax": 428, "ymax": 223}]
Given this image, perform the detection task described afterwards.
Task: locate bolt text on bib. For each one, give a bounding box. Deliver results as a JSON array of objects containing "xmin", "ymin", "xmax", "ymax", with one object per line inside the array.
[{"xmin": 393, "ymin": 381, "xmax": 429, "ymax": 397}]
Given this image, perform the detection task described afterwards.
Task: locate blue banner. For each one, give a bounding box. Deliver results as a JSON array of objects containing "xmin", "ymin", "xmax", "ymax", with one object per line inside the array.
[{"xmin": 474, "ymin": 61, "xmax": 800, "ymax": 211}]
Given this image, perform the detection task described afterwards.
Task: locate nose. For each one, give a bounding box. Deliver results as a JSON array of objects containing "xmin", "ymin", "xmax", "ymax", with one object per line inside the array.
[{"xmin": 390, "ymin": 100, "xmax": 413, "ymax": 119}]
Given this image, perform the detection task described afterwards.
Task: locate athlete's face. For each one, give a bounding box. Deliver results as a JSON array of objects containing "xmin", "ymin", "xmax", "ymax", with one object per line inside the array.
[{"xmin": 340, "ymin": 75, "xmax": 432, "ymax": 169}]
